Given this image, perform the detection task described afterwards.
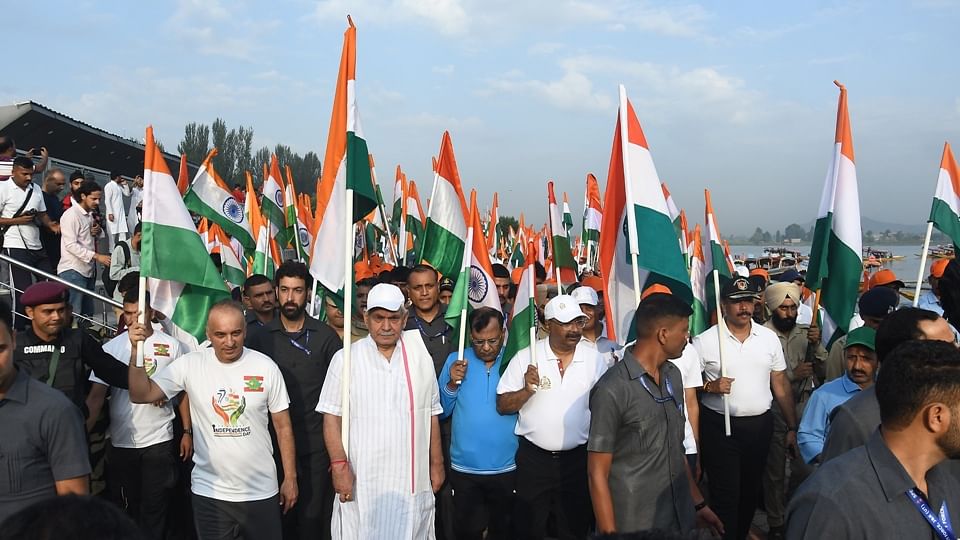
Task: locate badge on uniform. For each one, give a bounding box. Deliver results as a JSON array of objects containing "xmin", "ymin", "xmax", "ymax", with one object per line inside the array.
[
  {"xmin": 539, "ymin": 376, "xmax": 552, "ymax": 390},
  {"xmin": 153, "ymin": 343, "xmax": 170, "ymax": 357}
]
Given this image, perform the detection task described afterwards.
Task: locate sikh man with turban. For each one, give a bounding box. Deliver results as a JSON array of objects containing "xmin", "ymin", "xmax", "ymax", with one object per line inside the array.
[{"xmin": 759, "ymin": 282, "xmax": 827, "ymax": 539}]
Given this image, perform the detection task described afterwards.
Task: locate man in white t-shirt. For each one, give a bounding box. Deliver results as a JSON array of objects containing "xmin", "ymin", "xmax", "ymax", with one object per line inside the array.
[
  {"xmin": 497, "ymin": 294, "xmax": 608, "ymax": 539},
  {"xmin": 127, "ymin": 299, "xmax": 298, "ymax": 540},
  {"xmin": 86, "ymin": 289, "xmax": 190, "ymax": 540}
]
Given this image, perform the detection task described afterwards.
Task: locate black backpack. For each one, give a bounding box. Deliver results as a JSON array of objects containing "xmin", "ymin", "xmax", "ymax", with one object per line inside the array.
[{"xmin": 102, "ymin": 240, "xmax": 131, "ymax": 298}]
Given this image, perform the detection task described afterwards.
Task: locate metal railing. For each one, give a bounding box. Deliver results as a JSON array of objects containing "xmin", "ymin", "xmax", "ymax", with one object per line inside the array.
[{"xmin": 0, "ymin": 252, "xmax": 121, "ymax": 333}]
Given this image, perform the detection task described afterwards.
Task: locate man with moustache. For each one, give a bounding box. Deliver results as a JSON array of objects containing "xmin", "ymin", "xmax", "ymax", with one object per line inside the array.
[
  {"xmin": 787, "ymin": 340, "xmax": 960, "ymax": 539},
  {"xmin": 797, "ymin": 326, "xmax": 878, "ymax": 464},
  {"xmin": 820, "ymin": 307, "xmax": 958, "ymax": 462},
  {"xmin": 242, "ymin": 274, "xmax": 277, "ymax": 328},
  {"xmin": 246, "ymin": 260, "xmax": 342, "ymax": 540},
  {"xmin": 760, "ymin": 281, "xmax": 826, "ymax": 538},
  {"xmin": 694, "ymin": 277, "xmax": 798, "ymax": 540},
  {"xmin": 497, "ymin": 294, "xmax": 608, "ymax": 539},
  {"xmin": 317, "ymin": 283, "xmax": 444, "ymax": 539}
]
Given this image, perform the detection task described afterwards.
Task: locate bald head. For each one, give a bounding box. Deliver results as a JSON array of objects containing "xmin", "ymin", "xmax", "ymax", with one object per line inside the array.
[{"xmin": 206, "ymin": 300, "xmax": 246, "ymax": 363}]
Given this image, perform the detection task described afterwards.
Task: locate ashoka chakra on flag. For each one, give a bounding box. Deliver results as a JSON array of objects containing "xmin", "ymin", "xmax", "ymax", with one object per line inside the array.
[
  {"xmin": 223, "ymin": 198, "xmax": 244, "ymax": 223},
  {"xmin": 468, "ymin": 265, "xmax": 488, "ymax": 303}
]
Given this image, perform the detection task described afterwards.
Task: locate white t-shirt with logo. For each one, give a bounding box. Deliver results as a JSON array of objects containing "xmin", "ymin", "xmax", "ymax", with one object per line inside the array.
[
  {"xmin": 90, "ymin": 331, "xmax": 183, "ymax": 449},
  {"xmin": 152, "ymin": 347, "xmax": 290, "ymax": 502}
]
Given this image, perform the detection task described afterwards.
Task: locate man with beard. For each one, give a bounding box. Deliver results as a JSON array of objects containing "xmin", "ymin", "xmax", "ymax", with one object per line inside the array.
[
  {"xmin": 497, "ymin": 295, "xmax": 608, "ymax": 539},
  {"xmin": 242, "ymin": 274, "xmax": 277, "ymax": 328},
  {"xmin": 246, "ymin": 260, "xmax": 342, "ymax": 540},
  {"xmin": 694, "ymin": 277, "xmax": 797, "ymax": 540},
  {"xmin": 759, "ymin": 282, "xmax": 827, "ymax": 539},
  {"xmin": 492, "ymin": 263, "xmax": 513, "ymax": 314},
  {"xmin": 786, "ymin": 340, "xmax": 960, "ymax": 539},
  {"xmin": 797, "ymin": 326, "xmax": 877, "ymax": 464}
]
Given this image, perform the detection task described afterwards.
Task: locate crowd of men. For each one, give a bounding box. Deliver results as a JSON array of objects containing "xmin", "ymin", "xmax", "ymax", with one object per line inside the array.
[{"xmin": 3, "ymin": 141, "xmax": 960, "ymax": 540}]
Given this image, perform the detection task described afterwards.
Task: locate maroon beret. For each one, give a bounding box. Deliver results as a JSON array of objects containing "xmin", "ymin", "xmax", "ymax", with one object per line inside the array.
[{"xmin": 21, "ymin": 281, "xmax": 68, "ymax": 307}]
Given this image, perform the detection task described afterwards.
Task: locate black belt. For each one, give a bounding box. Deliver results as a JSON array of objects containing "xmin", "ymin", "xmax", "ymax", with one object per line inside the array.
[{"xmin": 520, "ymin": 437, "xmax": 586, "ymax": 458}]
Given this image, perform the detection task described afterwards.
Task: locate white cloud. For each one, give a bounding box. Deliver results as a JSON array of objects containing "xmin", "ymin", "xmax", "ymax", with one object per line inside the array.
[
  {"xmin": 528, "ymin": 42, "xmax": 563, "ymax": 55},
  {"xmin": 306, "ymin": 0, "xmax": 711, "ymax": 40},
  {"xmin": 432, "ymin": 65, "xmax": 456, "ymax": 75},
  {"xmin": 482, "ymin": 66, "xmax": 612, "ymax": 112},
  {"xmin": 167, "ymin": 0, "xmax": 277, "ymax": 61}
]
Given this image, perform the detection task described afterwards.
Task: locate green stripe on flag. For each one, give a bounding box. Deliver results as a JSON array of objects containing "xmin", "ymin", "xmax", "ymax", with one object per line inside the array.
[
  {"xmin": 346, "ymin": 132, "xmax": 377, "ymax": 220},
  {"xmin": 170, "ymin": 283, "xmax": 230, "ymax": 341},
  {"xmin": 501, "ymin": 302, "xmax": 535, "ymax": 375},
  {"xmin": 634, "ymin": 206, "xmax": 692, "ymax": 304},
  {"xmin": 421, "ymin": 219, "xmax": 465, "ymax": 278},
  {"xmin": 931, "ymin": 200, "xmax": 960, "ymax": 248},
  {"xmin": 183, "ymin": 190, "xmax": 254, "ymax": 254},
  {"xmin": 141, "ymin": 223, "xmax": 228, "ymax": 291},
  {"xmin": 819, "ymin": 231, "xmax": 862, "ymax": 346},
  {"xmin": 805, "ymin": 214, "xmax": 833, "ymax": 291}
]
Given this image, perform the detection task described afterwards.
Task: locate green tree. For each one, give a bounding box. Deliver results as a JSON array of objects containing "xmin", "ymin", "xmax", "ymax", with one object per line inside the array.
[
  {"xmin": 749, "ymin": 227, "xmax": 765, "ymax": 244},
  {"xmin": 784, "ymin": 223, "xmax": 805, "ymax": 239},
  {"xmin": 177, "ymin": 122, "xmax": 210, "ymax": 163}
]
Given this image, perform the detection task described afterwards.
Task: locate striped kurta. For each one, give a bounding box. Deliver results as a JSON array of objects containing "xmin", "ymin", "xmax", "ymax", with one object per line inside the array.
[{"xmin": 317, "ymin": 331, "xmax": 442, "ymax": 539}]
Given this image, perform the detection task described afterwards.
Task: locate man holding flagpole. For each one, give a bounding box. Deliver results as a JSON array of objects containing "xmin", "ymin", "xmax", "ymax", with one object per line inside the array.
[
  {"xmin": 694, "ymin": 276, "xmax": 797, "ymax": 540},
  {"xmin": 318, "ymin": 283, "xmax": 444, "ymax": 539}
]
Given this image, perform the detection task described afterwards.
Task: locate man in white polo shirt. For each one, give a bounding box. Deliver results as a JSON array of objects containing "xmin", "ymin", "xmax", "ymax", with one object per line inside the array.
[
  {"xmin": 86, "ymin": 288, "xmax": 190, "ymax": 540},
  {"xmin": 497, "ymin": 294, "xmax": 608, "ymax": 540},
  {"xmin": 693, "ymin": 277, "xmax": 797, "ymax": 540},
  {"xmin": 126, "ymin": 299, "xmax": 298, "ymax": 540}
]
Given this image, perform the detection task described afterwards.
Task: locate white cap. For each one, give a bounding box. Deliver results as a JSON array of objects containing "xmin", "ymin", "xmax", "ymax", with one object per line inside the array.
[
  {"xmin": 365, "ymin": 283, "xmax": 405, "ymax": 312},
  {"xmin": 735, "ymin": 265, "xmax": 749, "ymax": 278},
  {"xmin": 570, "ymin": 286, "xmax": 598, "ymax": 306},
  {"xmin": 544, "ymin": 294, "xmax": 586, "ymax": 323}
]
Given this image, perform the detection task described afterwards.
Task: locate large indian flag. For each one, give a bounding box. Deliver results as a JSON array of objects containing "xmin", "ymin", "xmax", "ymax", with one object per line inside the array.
[
  {"xmin": 501, "ymin": 240, "xmax": 537, "ymax": 375},
  {"xmin": 420, "ymin": 131, "xmax": 468, "ymax": 278},
  {"xmin": 309, "ymin": 18, "xmax": 378, "ymax": 293},
  {"xmin": 930, "ymin": 142, "xmax": 960, "ymax": 247},
  {"xmin": 183, "ymin": 149, "xmax": 255, "ymax": 254},
  {"xmin": 263, "ymin": 155, "xmax": 288, "ymax": 244},
  {"xmin": 598, "ymin": 85, "xmax": 693, "ymax": 344},
  {"xmin": 141, "ymin": 126, "xmax": 229, "ymax": 347},
  {"xmin": 805, "ymin": 81, "xmax": 863, "ymax": 348}
]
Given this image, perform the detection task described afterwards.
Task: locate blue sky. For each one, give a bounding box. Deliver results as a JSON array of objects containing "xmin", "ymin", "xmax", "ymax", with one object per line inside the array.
[{"xmin": 4, "ymin": 0, "xmax": 959, "ymax": 234}]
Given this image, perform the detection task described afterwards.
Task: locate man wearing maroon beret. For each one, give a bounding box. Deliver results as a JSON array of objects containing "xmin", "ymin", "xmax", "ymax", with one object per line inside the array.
[{"xmin": 13, "ymin": 281, "xmax": 128, "ymax": 412}]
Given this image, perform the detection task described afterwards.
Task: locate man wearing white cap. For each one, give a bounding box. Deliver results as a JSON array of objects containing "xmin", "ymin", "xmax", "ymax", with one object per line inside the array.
[
  {"xmin": 497, "ymin": 294, "xmax": 608, "ymax": 540},
  {"xmin": 317, "ymin": 283, "xmax": 444, "ymax": 540},
  {"xmin": 570, "ymin": 285, "xmax": 618, "ymax": 366}
]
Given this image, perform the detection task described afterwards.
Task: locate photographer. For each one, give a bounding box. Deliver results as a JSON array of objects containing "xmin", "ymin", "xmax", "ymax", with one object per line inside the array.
[{"xmin": 0, "ymin": 156, "xmax": 60, "ymax": 328}]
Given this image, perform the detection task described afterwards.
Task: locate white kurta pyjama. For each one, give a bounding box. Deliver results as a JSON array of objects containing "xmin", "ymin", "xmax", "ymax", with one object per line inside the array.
[
  {"xmin": 317, "ymin": 330, "xmax": 442, "ymax": 540},
  {"xmin": 103, "ymin": 180, "xmax": 129, "ymax": 237}
]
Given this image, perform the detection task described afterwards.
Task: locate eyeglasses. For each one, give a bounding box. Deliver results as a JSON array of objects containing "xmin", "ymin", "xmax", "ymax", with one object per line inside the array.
[{"xmin": 472, "ymin": 337, "xmax": 503, "ymax": 348}]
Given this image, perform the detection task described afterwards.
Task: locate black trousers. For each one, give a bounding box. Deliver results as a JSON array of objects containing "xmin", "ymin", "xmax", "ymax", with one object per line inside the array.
[
  {"xmin": 191, "ymin": 494, "xmax": 281, "ymax": 540},
  {"xmin": 449, "ymin": 469, "xmax": 516, "ymax": 540},
  {"xmin": 279, "ymin": 451, "xmax": 333, "ymax": 540},
  {"xmin": 6, "ymin": 247, "xmax": 51, "ymax": 329},
  {"xmin": 700, "ymin": 408, "xmax": 774, "ymax": 540},
  {"xmin": 106, "ymin": 440, "xmax": 179, "ymax": 540},
  {"xmin": 514, "ymin": 438, "xmax": 590, "ymax": 540}
]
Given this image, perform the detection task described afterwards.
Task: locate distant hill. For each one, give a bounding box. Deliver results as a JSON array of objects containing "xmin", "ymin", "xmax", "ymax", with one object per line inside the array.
[{"xmin": 798, "ymin": 216, "xmax": 928, "ymax": 235}]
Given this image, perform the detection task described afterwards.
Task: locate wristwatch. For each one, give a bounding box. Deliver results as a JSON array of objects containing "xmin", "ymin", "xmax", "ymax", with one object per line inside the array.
[{"xmin": 183, "ymin": 428, "xmax": 193, "ymax": 436}]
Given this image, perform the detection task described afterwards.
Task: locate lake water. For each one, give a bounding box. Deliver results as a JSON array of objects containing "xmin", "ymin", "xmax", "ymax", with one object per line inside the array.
[{"xmin": 728, "ymin": 243, "xmax": 939, "ymax": 288}]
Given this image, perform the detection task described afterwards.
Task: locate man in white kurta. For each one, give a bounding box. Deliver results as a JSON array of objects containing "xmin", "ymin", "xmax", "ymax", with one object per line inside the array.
[
  {"xmin": 317, "ymin": 283, "xmax": 444, "ymax": 540},
  {"xmin": 103, "ymin": 172, "xmax": 130, "ymax": 250}
]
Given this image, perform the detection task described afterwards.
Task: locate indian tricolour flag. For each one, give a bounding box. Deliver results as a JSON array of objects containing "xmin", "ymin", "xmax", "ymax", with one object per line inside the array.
[
  {"xmin": 249, "ymin": 187, "xmax": 278, "ymax": 279},
  {"xmin": 487, "ymin": 192, "xmax": 501, "ymax": 261},
  {"xmin": 208, "ymin": 223, "xmax": 246, "ymax": 290},
  {"xmin": 284, "ymin": 165, "xmax": 309, "ymax": 263},
  {"xmin": 183, "ymin": 149, "xmax": 254, "ymax": 254},
  {"xmin": 420, "ymin": 131, "xmax": 468, "ymax": 278},
  {"xmin": 929, "ymin": 142, "xmax": 960, "ymax": 247},
  {"xmin": 689, "ymin": 224, "xmax": 709, "ymax": 336},
  {"xmin": 561, "ymin": 192, "xmax": 574, "ymax": 250},
  {"xmin": 548, "ymin": 181, "xmax": 577, "ymax": 284},
  {"xmin": 446, "ymin": 190, "xmax": 503, "ymax": 335},
  {"xmin": 391, "ymin": 165, "xmax": 404, "ymax": 233},
  {"xmin": 662, "ymin": 182, "xmax": 688, "ymax": 260},
  {"xmin": 501, "ymin": 240, "xmax": 537, "ymax": 375},
  {"xmin": 263, "ymin": 155, "xmax": 288, "ymax": 244},
  {"xmin": 581, "ymin": 173, "xmax": 603, "ymax": 270},
  {"xmin": 309, "ymin": 17, "xmax": 377, "ymax": 295},
  {"xmin": 805, "ymin": 81, "xmax": 863, "ymax": 348},
  {"xmin": 405, "ymin": 180, "xmax": 425, "ymax": 265},
  {"xmin": 598, "ymin": 85, "xmax": 693, "ymax": 344},
  {"xmin": 704, "ymin": 189, "xmax": 732, "ymax": 279},
  {"xmin": 141, "ymin": 126, "xmax": 229, "ymax": 348}
]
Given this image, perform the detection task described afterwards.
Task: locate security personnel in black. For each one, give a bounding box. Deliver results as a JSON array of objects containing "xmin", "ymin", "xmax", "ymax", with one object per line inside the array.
[
  {"xmin": 13, "ymin": 281, "xmax": 128, "ymax": 412},
  {"xmin": 245, "ymin": 261, "xmax": 342, "ymax": 540}
]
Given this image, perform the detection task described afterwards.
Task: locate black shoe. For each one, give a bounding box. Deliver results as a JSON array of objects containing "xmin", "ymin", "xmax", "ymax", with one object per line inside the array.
[{"xmin": 768, "ymin": 525, "xmax": 785, "ymax": 540}]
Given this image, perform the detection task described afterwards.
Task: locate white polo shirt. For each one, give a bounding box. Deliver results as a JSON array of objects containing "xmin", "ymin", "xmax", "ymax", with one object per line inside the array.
[
  {"xmin": 497, "ymin": 338, "xmax": 608, "ymax": 451},
  {"xmin": 693, "ymin": 321, "xmax": 786, "ymax": 418},
  {"xmin": 669, "ymin": 344, "xmax": 704, "ymax": 455},
  {"xmin": 0, "ymin": 180, "xmax": 45, "ymax": 250}
]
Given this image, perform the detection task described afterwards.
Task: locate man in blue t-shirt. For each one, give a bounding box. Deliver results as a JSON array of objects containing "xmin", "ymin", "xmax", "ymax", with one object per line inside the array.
[{"xmin": 438, "ymin": 307, "xmax": 518, "ymax": 540}]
